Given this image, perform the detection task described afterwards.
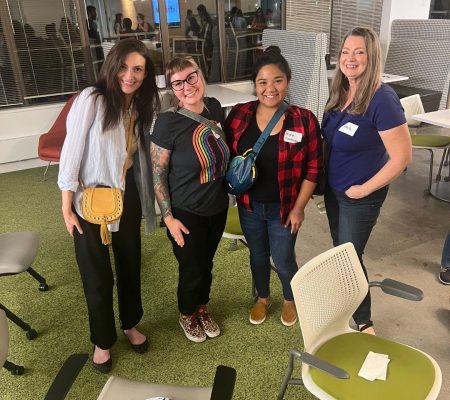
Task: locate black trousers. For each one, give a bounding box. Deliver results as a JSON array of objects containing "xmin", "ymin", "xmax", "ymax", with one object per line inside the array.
[
  {"xmin": 73, "ymin": 168, "xmax": 143, "ymax": 349},
  {"xmin": 169, "ymin": 207, "xmax": 228, "ymax": 316}
]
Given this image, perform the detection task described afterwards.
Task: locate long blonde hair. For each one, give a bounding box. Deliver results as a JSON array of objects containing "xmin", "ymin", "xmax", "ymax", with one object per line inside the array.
[{"xmin": 326, "ymin": 27, "xmax": 382, "ymax": 115}]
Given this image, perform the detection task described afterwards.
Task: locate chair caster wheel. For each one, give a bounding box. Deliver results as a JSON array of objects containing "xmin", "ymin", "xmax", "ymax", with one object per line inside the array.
[
  {"xmin": 38, "ymin": 283, "xmax": 49, "ymax": 291},
  {"xmin": 26, "ymin": 329, "xmax": 38, "ymax": 340},
  {"xmin": 11, "ymin": 365, "xmax": 24, "ymax": 375}
]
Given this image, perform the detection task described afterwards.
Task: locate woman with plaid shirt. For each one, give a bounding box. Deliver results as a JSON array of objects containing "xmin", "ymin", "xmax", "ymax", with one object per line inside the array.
[{"xmin": 224, "ymin": 47, "xmax": 322, "ymax": 326}]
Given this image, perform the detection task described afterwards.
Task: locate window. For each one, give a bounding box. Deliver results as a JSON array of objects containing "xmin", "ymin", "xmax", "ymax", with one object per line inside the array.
[
  {"xmin": 285, "ymin": 0, "xmax": 384, "ymax": 62},
  {"xmin": 0, "ymin": 0, "xmax": 90, "ymax": 107}
]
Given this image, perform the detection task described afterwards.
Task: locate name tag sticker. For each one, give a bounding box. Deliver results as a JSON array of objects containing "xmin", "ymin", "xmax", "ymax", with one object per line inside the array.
[
  {"xmin": 339, "ymin": 122, "xmax": 359, "ymax": 136},
  {"xmin": 284, "ymin": 129, "xmax": 303, "ymax": 143}
]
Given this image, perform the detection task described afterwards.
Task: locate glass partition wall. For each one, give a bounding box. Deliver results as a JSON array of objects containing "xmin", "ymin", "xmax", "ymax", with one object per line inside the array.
[{"xmin": 0, "ymin": 0, "xmax": 283, "ymax": 109}]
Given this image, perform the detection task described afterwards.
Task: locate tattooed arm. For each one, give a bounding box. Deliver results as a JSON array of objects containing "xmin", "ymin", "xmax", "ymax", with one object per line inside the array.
[{"xmin": 150, "ymin": 142, "xmax": 190, "ymax": 247}]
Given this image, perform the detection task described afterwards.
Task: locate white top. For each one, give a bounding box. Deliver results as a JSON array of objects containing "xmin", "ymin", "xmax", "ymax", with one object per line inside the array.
[
  {"xmin": 412, "ymin": 109, "xmax": 450, "ymax": 129},
  {"xmin": 58, "ymin": 88, "xmax": 135, "ymax": 232}
]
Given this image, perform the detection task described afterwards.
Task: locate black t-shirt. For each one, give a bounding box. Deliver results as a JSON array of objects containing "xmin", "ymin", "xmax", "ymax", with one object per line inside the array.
[
  {"xmin": 237, "ymin": 115, "xmax": 280, "ymax": 203},
  {"xmin": 151, "ymin": 97, "xmax": 229, "ymax": 216}
]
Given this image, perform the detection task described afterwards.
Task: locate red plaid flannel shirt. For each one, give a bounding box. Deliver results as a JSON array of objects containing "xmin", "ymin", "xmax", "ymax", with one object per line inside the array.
[{"xmin": 224, "ymin": 101, "xmax": 322, "ymax": 223}]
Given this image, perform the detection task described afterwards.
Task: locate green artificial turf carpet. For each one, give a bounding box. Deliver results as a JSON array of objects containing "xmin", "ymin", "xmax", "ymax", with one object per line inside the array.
[{"xmin": 0, "ymin": 166, "xmax": 314, "ymax": 400}]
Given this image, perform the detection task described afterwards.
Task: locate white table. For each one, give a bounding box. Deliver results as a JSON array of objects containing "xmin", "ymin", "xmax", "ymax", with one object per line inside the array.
[
  {"xmin": 412, "ymin": 109, "xmax": 450, "ymax": 203},
  {"xmin": 326, "ymin": 70, "xmax": 408, "ymax": 84},
  {"xmin": 412, "ymin": 109, "xmax": 450, "ymax": 129},
  {"xmin": 206, "ymin": 83, "xmax": 256, "ymax": 108},
  {"xmin": 381, "ymin": 73, "xmax": 409, "ymax": 84}
]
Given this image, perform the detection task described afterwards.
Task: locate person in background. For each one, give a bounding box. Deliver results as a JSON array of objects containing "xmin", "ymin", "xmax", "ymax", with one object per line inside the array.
[
  {"xmin": 58, "ymin": 39, "xmax": 160, "ymax": 373},
  {"xmin": 86, "ymin": 5, "xmax": 100, "ymax": 43},
  {"xmin": 232, "ymin": 9, "xmax": 247, "ymax": 30},
  {"xmin": 120, "ymin": 18, "xmax": 135, "ymax": 37},
  {"xmin": 438, "ymin": 232, "xmax": 450, "ymax": 284},
  {"xmin": 322, "ymin": 27, "xmax": 412, "ymax": 335},
  {"xmin": 185, "ymin": 9, "xmax": 200, "ymax": 37},
  {"xmin": 86, "ymin": 5, "xmax": 104, "ymax": 66},
  {"xmin": 136, "ymin": 13, "xmax": 154, "ymax": 36},
  {"xmin": 251, "ymin": 7, "xmax": 266, "ymax": 30},
  {"xmin": 224, "ymin": 46, "xmax": 322, "ymax": 327},
  {"xmin": 114, "ymin": 13, "xmax": 123, "ymax": 35},
  {"xmin": 151, "ymin": 56, "xmax": 229, "ymax": 343},
  {"xmin": 229, "ymin": 6, "xmax": 239, "ymax": 27}
]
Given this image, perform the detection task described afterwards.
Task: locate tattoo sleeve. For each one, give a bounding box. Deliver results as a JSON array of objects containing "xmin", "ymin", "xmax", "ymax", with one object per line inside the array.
[{"xmin": 150, "ymin": 142, "xmax": 172, "ymax": 219}]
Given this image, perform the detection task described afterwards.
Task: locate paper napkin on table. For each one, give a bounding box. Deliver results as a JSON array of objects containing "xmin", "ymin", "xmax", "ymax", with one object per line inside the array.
[{"xmin": 358, "ymin": 351, "xmax": 390, "ymax": 381}]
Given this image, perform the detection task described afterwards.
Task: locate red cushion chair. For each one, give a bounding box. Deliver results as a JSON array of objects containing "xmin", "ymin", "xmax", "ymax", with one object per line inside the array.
[{"xmin": 37, "ymin": 93, "xmax": 78, "ymax": 178}]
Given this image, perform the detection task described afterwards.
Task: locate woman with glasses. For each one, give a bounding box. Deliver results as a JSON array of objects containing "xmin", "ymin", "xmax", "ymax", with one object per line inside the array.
[{"xmin": 150, "ymin": 57, "xmax": 229, "ymax": 343}]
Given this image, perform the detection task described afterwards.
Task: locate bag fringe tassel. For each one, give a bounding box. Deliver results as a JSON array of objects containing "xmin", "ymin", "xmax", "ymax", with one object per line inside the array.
[{"xmin": 100, "ymin": 223, "xmax": 111, "ymax": 245}]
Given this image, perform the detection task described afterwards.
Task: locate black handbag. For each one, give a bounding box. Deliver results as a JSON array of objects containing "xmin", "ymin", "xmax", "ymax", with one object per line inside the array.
[{"xmin": 225, "ymin": 101, "xmax": 288, "ymax": 195}]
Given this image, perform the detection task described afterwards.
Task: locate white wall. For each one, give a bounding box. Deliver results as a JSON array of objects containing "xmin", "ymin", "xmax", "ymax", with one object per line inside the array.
[
  {"xmin": 380, "ymin": 0, "xmax": 431, "ymax": 57},
  {"xmin": 0, "ymin": 102, "xmax": 65, "ymax": 165}
]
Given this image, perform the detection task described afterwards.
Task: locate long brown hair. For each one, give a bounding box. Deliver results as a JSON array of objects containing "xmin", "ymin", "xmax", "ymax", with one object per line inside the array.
[
  {"xmin": 326, "ymin": 27, "xmax": 382, "ymax": 115},
  {"xmin": 93, "ymin": 38, "xmax": 160, "ymax": 139}
]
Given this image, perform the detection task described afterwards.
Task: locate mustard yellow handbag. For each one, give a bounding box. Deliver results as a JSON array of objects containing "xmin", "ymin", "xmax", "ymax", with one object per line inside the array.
[{"xmin": 80, "ymin": 113, "xmax": 134, "ymax": 245}]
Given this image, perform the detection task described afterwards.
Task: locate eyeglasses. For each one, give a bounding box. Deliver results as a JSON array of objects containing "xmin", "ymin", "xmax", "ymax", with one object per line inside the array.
[{"xmin": 170, "ymin": 70, "xmax": 199, "ymax": 91}]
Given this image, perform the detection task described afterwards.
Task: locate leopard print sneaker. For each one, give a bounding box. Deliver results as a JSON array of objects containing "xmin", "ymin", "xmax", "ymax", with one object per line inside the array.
[{"xmin": 179, "ymin": 313, "xmax": 207, "ymax": 343}]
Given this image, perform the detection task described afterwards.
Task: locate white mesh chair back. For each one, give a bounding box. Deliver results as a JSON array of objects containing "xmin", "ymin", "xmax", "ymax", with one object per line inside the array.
[
  {"xmin": 262, "ymin": 30, "xmax": 329, "ymax": 123},
  {"xmin": 101, "ymin": 41, "xmax": 115, "ymax": 59},
  {"xmin": 439, "ymin": 68, "xmax": 450, "ymax": 110},
  {"xmin": 291, "ymin": 243, "xmax": 367, "ymax": 353},
  {"xmin": 0, "ymin": 309, "xmax": 8, "ymax": 367},
  {"xmin": 399, "ymin": 94, "xmax": 425, "ymax": 127},
  {"xmin": 384, "ymin": 20, "xmax": 450, "ymax": 94}
]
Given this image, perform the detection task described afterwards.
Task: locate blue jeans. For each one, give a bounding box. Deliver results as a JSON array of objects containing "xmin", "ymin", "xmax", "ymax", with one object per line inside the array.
[
  {"xmin": 238, "ymin": 202, "xmax": 298, "ymax": 300},
  {"xmin": 324, "ymin": 186, "xmax": 388, "ymax": 325},
  {"xmin": 442, "ymin": 232, "xmax": 450, "ymax": 269}
]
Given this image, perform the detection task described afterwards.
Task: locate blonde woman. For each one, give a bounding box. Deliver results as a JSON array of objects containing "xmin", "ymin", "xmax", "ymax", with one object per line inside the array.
[
  {"xmin": 150, "ymin": 57, "xmax": 229, "ymax": 343},
  {"xmin": 322, "ymin": 27, "xmax": 412, "ymax": 334}
]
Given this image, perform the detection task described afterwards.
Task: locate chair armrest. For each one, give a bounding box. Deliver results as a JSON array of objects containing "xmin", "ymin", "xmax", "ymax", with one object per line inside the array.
[
  {"xmin": 43, "ymin": 353, "xmax": 88, "ymax": 400},
  {"xmin": 210, "ymin": 365, "xmax": 237, "ymax": 400},
  {"xmin": 291, "ymin": 349, "xmax": 349, "ymax": 379},
  {"xmin": 369, "ymin": 278, "xmax": 423, "ymax": 301}
]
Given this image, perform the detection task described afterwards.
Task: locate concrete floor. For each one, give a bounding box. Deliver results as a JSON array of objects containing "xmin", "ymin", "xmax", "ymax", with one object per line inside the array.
[{"xmin": 295, "ymin": 140, "xmax": 450, "ymax": 398}]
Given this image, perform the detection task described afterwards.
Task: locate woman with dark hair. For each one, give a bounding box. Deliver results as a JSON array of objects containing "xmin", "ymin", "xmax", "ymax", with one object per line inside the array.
[
  {"xmin": 323, "ymin": 27, "xmax": 411, "ymax": 334},
  {"xmin": 251, "ymin": 7, "xmax": 266, "ymax": 30},
  {"xmin": 224, "ymin": 46, "xmax": 322, "ymax": 327},
  {"xmin": 120, "ymin": 18, "xmax": 135, "ymax": 36},
  {"xmin": 151, "ymin": 56, "xmax": 229, "ymax": 343},
  {"xmin": 114, "ymin": 13, "xmax": 123, "ymax": 35},
  {"xmin": 58, "ymin": 38, "xmax": 160, "ymax": 372}
]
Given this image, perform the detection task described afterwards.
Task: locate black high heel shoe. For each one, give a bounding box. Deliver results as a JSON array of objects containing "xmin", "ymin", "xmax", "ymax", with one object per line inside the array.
[{"xmin": 92, "ymin": 346, "xmax": 112, "ymax": 373}]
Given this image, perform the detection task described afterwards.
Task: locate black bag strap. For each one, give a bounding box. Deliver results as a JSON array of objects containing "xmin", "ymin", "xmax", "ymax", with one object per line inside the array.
[
  {"xmin": 177, "ymin": 107, "xmax": 225, "ymax": 140},
  {"xmin": 252, "ymin": 101, "xmax": 288, "ymax": 157}
]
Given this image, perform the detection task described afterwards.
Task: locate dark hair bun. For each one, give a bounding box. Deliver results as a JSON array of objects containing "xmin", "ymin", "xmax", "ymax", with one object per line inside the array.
[{"xmin": 265, "ymin": 45, "xmax": 281, "ymax": 55}]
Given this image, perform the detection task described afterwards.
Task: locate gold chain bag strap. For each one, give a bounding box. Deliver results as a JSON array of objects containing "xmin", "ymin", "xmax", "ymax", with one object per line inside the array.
[{"xmin": 80, "ymin": 112, "xmax": 135, "ymax": 245}]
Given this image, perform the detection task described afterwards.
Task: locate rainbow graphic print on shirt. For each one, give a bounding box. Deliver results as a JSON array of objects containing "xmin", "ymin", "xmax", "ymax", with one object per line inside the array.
[{"xmin": 192, "ymin": 123, "xmax": 230, "ymax": 184}]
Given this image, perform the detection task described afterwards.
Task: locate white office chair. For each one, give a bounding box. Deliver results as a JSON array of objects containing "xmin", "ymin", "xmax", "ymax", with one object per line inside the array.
[
  {"xmin": 278, "ymin": 243, "xmax": 441, "ymax": 400},
  {"xmin": 400, "ymin": 94, "xmax": 450, "ymax": 194}
]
